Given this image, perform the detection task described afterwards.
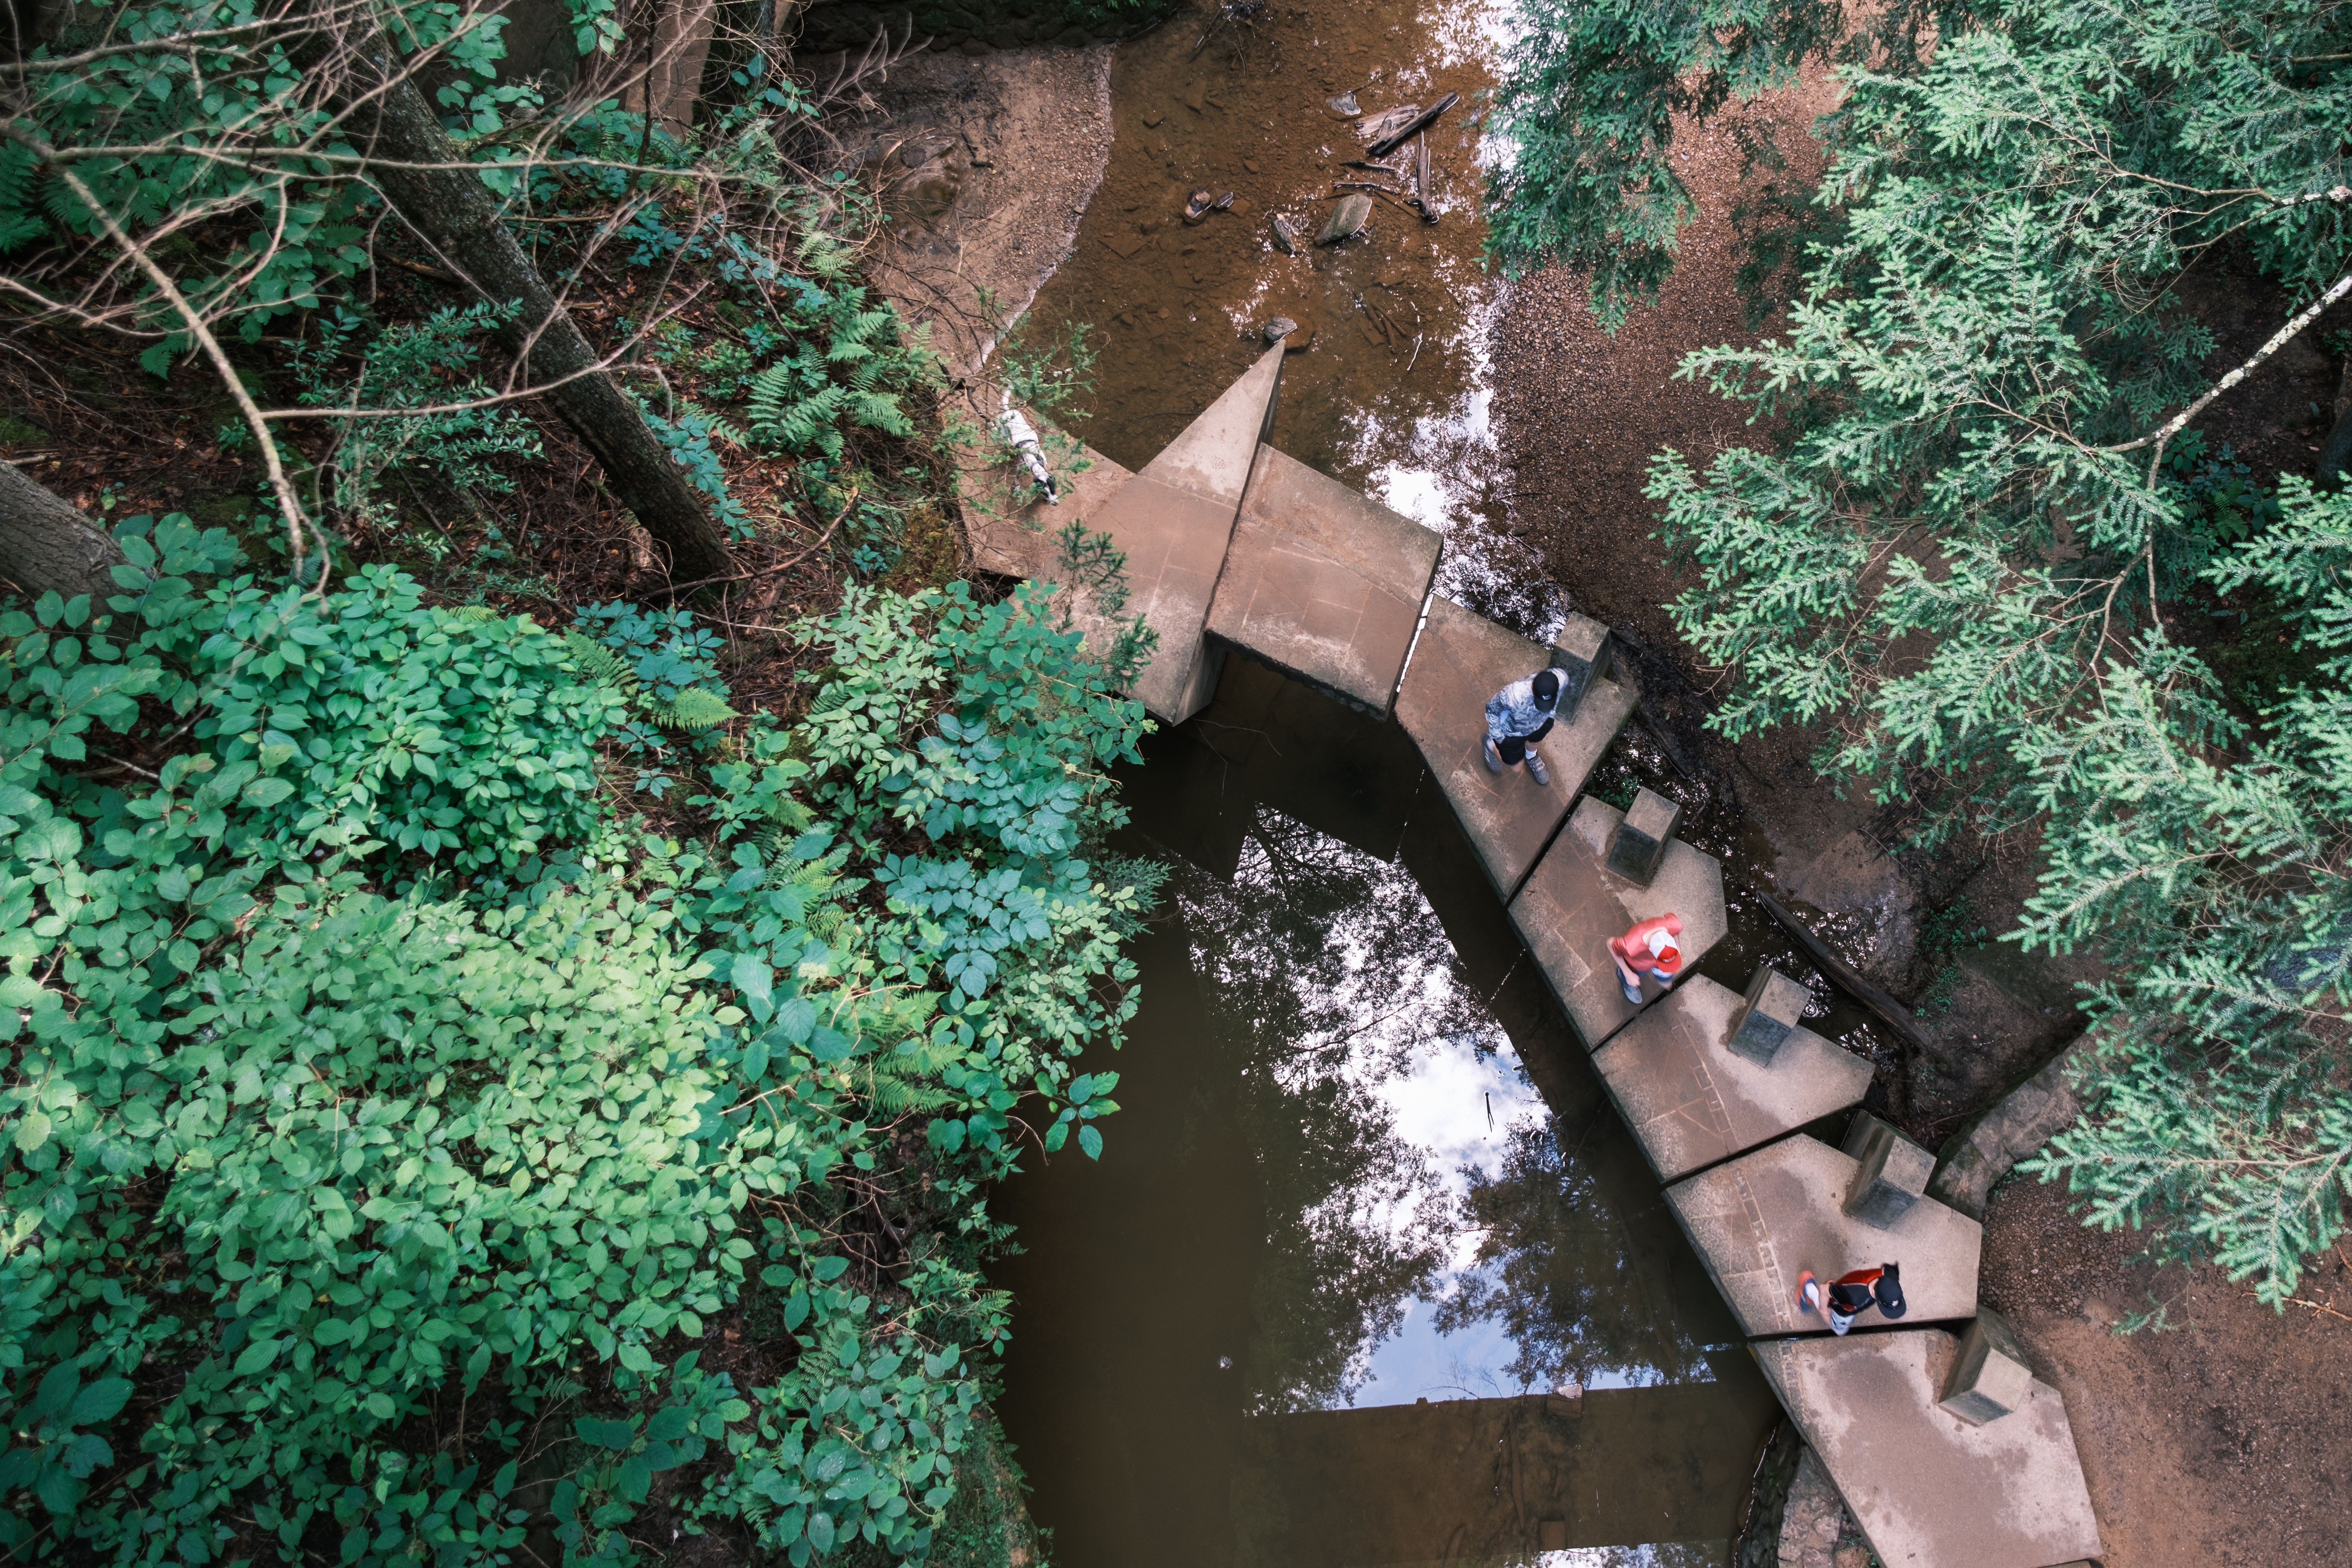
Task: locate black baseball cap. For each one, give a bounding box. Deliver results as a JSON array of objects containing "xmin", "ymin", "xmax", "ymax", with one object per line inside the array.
[
  {"xmin": 1873, "ymin": 1263, "xmax": 1906, "ymax": 1319},
  {"xmin": 1533, "ymin": 669, "xmax": 1561, "ymax": 708}
]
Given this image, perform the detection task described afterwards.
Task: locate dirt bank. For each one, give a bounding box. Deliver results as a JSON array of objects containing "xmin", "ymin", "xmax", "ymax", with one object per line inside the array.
[{"xmin": 830, "ymin": 42, "xmax": 1118, "ymax": 379}]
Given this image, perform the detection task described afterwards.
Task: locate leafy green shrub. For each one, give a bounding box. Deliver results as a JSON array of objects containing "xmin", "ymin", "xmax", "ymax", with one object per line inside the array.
[
  {"xmin": 0, "ymin": 519, "xmax": 1152, "ymax": 1565},
  {"xmin": 576, "ymin": 600, "xmax": 728, "ymax": 701},
  {"xmin": 284, "ymin": 303, "xmax": 547, "ymax": 542}
]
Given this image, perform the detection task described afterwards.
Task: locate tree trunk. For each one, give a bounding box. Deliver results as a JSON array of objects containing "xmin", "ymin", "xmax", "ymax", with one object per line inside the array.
[
  {"xmin": 2319, "ymin": 355, "xmax": 2352, "ymax": 489},
  {"xmin": 0, "ymin": 460, "xmax": 126, "ymax": 604},
  {"xmin": 341, "ymin": 40, "xmax": 734, "ymax": 583},
  {"xmin": 620, "ymin": 0, "xmax": 720, "ymax": 134}
]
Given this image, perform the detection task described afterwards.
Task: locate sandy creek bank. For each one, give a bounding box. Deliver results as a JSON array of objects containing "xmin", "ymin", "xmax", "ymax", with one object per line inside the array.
[{"xmin": 833, "ymin": 12, "xmax": 2352, "ymax": 1566}]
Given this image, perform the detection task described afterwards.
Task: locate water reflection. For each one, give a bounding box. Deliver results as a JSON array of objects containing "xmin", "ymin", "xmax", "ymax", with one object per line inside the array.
[
  {"xmin": 991, "ymin": 669, "xmax": 1772, "ymax": 1568},
  {"xmin": 1182, "ymin": 810, "xmax": 1467, "ymax": 1414}
]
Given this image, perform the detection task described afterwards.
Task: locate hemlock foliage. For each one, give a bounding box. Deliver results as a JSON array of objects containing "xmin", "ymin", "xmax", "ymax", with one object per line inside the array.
[
  {"xmin": 0, "ymin": 519, "xmax": 1151, "ymax": 1562},
  {"xmin": 1491, "ymin": 0, "xmax": 2352, "ymax": 1297}
]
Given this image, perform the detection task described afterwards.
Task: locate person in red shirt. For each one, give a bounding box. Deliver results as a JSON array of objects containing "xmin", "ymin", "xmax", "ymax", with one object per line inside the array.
[
  {"xmin": 1608, "ymin": 913, "xmax": 1682, "ymax": 1006},
  {"xmin": 1795, "ymin": 1263, "xmax": 1907, "ymax": 1335}
]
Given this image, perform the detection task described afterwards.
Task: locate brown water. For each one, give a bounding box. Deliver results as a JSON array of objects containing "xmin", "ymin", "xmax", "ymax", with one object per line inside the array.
[
  {"xmin": 991, "ymin": 666, "xmax": 1789, "ymax": 1568},
  {"xmin": 989, "ymin": 6, "xmax": 1899, "ymax": 1563},
  {"xmin": 1021, "ymin": 0, "xmax": 1563, "ymax": 633}
]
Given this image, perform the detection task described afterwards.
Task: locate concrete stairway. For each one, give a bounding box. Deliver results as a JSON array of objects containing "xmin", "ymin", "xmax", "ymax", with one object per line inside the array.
[{"xmin": 960, "ymin": 350, "xmax": 2105, "ymax": 1568}]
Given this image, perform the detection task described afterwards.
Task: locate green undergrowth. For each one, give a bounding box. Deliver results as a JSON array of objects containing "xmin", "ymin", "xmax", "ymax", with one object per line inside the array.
[{"xmin": 0, "ymin": 514, "xmax": 1151, "ymax": 1565}]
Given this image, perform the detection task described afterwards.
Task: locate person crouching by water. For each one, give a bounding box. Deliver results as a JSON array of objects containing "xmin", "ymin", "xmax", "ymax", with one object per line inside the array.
[
  {"xmin": 1483, "ymin": 667, "xmax": 1563, "ymax": 786},
  {"xmin": 1795, "ymin": 1263, "xmax": 1907, "ymax": 1336},
  {"xmin": 1609, "ymin": 913, "xmax": 1682, "ymax": 1006}
]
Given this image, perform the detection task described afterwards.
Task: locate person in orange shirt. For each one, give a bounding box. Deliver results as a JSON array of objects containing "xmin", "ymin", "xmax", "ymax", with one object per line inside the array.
[{"xmin": 1609, "ymin": 913, "xmax": 1682, "ymax": 1006}]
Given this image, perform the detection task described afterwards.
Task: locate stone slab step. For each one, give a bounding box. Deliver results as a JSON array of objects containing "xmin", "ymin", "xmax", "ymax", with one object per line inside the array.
[
  {"xmin": 951, "ymin": 346, "xmax": 1284, "ymax": 725},
  {"xmin": 1205, "ymin": 443, "xmax": 1441, "ymax": 715},
  {"xmin": 948, "ymin": 389, "xmax": 1135, "ymax": 581},
  {"xmin": 1592, "ymin": 975, "xmax": 1875, "ymax": 1181},
  {"xmin": 1394, "ymin": 598, "xmax": 1635, "ymax": 898},
  {"xmin": 1511, "ymin": 797, "xmax": 1728, "ymax": 1049},
  {"xmin": 1664, "ymin": 1133, "xmax": 1981, "ymax": 1338},
  {"xmin": 1753, "ymin": 1332, "xmax": 2103, "ymax": 1568}
]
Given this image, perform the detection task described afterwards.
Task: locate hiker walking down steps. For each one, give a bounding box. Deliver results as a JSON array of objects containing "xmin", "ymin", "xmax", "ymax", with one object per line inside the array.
[
  {"xmin": 1484, "ymin": 667, "xmax": 1563, "ymax": 786},
  {"xmin": 1796, "ymin": 1264, "xmax": 1908, "ymax": 1336},
  {"xmin": 1609, "ymin": 913, "xmax": 1682, "ymax": 1006}
]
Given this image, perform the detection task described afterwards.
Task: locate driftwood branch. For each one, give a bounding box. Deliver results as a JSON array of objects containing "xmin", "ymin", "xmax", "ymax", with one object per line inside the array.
[{"xmin": 1752, "ymin": 888, "xmax": 1941, "ymax": 1062}]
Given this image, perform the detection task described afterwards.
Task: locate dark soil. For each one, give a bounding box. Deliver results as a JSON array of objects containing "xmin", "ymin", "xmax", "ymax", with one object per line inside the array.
[{"xmin": 1980, "ymin": 1176, "xmax": 2352, "ymax": 1568}]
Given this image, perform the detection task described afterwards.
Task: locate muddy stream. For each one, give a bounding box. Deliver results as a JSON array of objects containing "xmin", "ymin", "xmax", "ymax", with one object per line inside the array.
[{"xmin": 984, "ymin": 4, "xmax": 1897, "ymax": 1563}]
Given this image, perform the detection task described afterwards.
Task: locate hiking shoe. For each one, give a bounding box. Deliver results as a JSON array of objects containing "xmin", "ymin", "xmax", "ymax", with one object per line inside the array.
[
  {"xmin": 1527, "ymin": 751, "xmax": 1551, "ymax": 788},
  {"xmin": 1483, "ymin": 737, "xmax": 1503, "ymax": 774},
  {"xmin": 1796, "ymin": 1270, "xmax": 1820, "ymax": 1317}
]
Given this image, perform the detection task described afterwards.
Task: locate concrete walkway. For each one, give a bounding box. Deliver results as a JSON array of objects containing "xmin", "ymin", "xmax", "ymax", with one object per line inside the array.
[{"xmin": 964, "ymin": 352, "xmax": 2105, "ymax": 1568}]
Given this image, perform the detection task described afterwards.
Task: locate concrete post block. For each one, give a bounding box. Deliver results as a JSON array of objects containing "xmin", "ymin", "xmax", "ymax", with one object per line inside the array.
[
  {"xmin": 1841, "ymin": 1112, "xmax": 1934, "ymax": 1229},
  {"xmin": 1726, "ymin": 965, "xmax": 1809, "ymax": 1065},
  {"xmin": 1939, "ymin": 1309, "xmax": 2035, "ymax": 1426},
  {"xmin": 1604, "ymin": 787, "xmax": 1682, "ymax": 886},
  {"xmin": 1547, "ymin": 614, "xmax": 1613, "ymax": 721}
]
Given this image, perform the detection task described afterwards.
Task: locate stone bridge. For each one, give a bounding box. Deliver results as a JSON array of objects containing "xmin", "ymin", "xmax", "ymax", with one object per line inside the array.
[{"xmin": 960, "ymin": 345, "xmax": 2104, "ymax": 1568}]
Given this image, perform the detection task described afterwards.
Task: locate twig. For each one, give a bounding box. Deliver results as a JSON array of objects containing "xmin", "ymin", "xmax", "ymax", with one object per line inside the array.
[
  {"xmin": 378, "ymin": 253, "xmax": 461, "ymax": 285},
  {"xmin": 2104, "ymin": 271, "xmax": 2352, "ymax": 483},
  {"xmin": 2, "ymin": 124, "xmax": 318, "ymax": 577},
  {"xmin": 2260, "ymin": 1291, "xmax": 2352, "ymax": 1323},
  {"xmin": 661, "ymin": 486, "xmax": 860, "ymax": 596}
]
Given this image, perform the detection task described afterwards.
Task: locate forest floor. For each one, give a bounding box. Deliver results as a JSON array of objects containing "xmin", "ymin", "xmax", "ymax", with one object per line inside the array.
[{"xmin": 1487, "ymin": 63, "xmax": 2352, "ymax": 1568}]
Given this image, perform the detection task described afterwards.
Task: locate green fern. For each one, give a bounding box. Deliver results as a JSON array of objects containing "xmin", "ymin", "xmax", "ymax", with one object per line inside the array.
[
  {"xmin": 647, "ymin": 686, "xmax": 738, "ymax": 731},
  {"xmin": 0, "ymin": 143, "xmax": 48, "ymax": 254},
  {"xmin": 562, "ymin": 630, "xmax": 640, "ymax": 695}
]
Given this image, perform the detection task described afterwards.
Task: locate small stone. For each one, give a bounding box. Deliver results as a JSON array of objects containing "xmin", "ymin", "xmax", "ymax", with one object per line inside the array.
[
  {"xmin": 1142, "ymin": 111, "xmax": 1163, "ymax": 128},
  {"xmin": 1604, "ymin": 786, "xmax": 1681, "ymax": 887},
  {"xmin": 1316, "ymin": 193, "xmax": 1373, "ymax": 245},
  {"xmin": 1244, "ymin": 158, "xmax": 1261, "ymax": 173},
  {"xmin": 1184, "ymin": 78, "xmax": 1206, "ymax": 113},
  {"xmin": 1939, "ymin": 1308, "xmax": 2035, "ymax": 1426},
  {"xmin": 1842, "ymin": 1112, "xmax": 1934, "ymax": 1229},
  {"xmin": 1263, "ymin": 317, "xmax": 1299, "ymax": 344},
  {"xmin": 1726, "ymin": 966, "xmax": 1809, "ymax": 1064},
  {"xmin": 1833, "ymin": 1545, "xmax": 1870, "ymax": 1568}
]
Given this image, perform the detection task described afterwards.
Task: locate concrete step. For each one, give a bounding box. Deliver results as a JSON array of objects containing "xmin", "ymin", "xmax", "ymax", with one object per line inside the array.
[
  {"xmin": 1205, "ymin": 443, "xmax": 1441, "ymax": 715},
  {"xmin": 1511, "ymin": 796, "xmax": 1729, "ymax": 1049},
  {"xmin": 1592, "ymin": 973, "xmax": 1876, "ymax": 1181},
  {"xmin": 954, "ymin": 345, "xmax": 1286, "ymax": 724},
  {"xmin": 1664, "ymin": 1132, "xmax": 1983, "ymax": 1338},
  {"xmin": 1753, "ymin": 1331, "xmax": 2103, "ymax": 1568},
  {"xmin": 1394, "ymin": 598, "xmax": 1635, "ymax": 898}
]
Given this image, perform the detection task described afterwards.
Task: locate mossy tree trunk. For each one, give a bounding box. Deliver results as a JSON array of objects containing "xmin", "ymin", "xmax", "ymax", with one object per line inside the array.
[
  {"xmin": 0, "ymin": 459, "xmax": 126, "ymax": 604},
  {"xmin": 340, "ymin": 36, "xmax": 734, "ymax": 583}
]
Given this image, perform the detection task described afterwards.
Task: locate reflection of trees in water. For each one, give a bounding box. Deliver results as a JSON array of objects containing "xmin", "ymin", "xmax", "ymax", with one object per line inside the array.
[
  {"xmin": 1177, "ymin": 807, "xmax": 1492, "ymax": 1415},
  {"xmin": 1435, "ymin": 1117, "xmax": 1717, "ymax": 1393}
]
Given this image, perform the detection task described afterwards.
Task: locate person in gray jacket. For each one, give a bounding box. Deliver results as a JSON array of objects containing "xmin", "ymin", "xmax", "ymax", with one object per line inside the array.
[{"xmin": 1483, "ymin": 668, "xmax": 1561, "ymax": 787}]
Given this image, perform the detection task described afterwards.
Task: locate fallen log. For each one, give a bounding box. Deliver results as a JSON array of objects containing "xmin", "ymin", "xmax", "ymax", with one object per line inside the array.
[
  {"xmin": 1752, "ymin": 889, "xmax": 1941, "ymax": 1062},
  {"xmin": 1368, "ymin": 91, "xmax": 1459, "ymax": 158}
]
